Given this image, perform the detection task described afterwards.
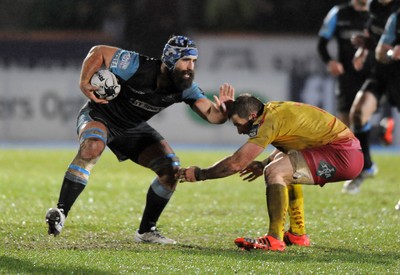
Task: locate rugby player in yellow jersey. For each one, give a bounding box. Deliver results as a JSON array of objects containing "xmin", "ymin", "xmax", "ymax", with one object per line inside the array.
[{"xmin": 179, "ymin": 93, "xmax": 363, "ymax": 251}]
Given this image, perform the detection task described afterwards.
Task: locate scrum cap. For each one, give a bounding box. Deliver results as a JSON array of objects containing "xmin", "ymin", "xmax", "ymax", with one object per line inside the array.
[{"xmin": 161, "ymin": 35, "xmax": 198, "ymax": 70}]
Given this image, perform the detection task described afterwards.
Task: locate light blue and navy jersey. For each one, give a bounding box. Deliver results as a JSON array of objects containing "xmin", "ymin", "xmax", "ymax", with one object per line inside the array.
[
  {"xmin": 318, "ymin": 2, "xmax": 368, "ymax": 67},
  {"xmin": 380, "ymin": 12, "xmax": 399, "ymax": 45},
  {"xmin": 367, "ymin": 0, "xmax": 400, "ymax": 48},
  {"xmin": 318, "ymin": 5, "xmax": 340, "ymax": 40},
  {"xmin": 88, "ymin": 49, "xmax": 206, "ymax": 128}
]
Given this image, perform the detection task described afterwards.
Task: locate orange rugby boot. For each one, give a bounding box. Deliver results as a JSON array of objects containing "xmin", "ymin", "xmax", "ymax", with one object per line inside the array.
[
  {"xmin": 283, "ymin": 231, "xmax": 310, "ymax": 247},
  {"xmin": 234, "ymin": 235, "xmax": 286, "ymax": 251},
  {"xmin": 380, "ymin": 117, "xmax": 395, "ymax": 146}
]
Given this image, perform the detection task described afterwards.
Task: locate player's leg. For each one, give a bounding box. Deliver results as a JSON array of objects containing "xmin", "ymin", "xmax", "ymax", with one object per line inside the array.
[
  {"xmin": 343, "ymin": 89, "xmax": 378, "ymax": 194},
  {"xmin": 134, "ymin": 139, "xmax": 179, "ymax": 244},
  {"xmin": 59, "ymin": 121, "xmax": 107, "ymax": 215},
  {"xmin": 285, "ymin": 184, "xmax": 310, "ymax": 246},
  {"xmin": 46, "ymin": 106, "xmax": 108, "ymax": 236},
  {"xmin": 235, "ymin": 152, "xmax": 310, "ymax": 251},
  {"xmin": 336, "ymin": 73, "xmax": 363, "ymax": 127}
]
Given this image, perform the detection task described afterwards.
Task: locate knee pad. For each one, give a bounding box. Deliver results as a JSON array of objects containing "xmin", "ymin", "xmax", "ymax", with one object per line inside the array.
[
  {"xmin": 79, "ymin": 127, "xmax": 107, "ymax": 145},
  {"xmin": 147, "ymin": 153, "xmax": 180, "ymax": 174}
]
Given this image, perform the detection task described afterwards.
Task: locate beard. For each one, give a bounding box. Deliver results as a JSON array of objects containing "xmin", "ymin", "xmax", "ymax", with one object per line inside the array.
[{"xmin": 171, "ymin": 68, "xmax": 195, "ymax": 91}]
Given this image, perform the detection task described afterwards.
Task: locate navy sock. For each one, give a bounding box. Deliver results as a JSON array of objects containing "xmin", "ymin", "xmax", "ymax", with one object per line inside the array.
[
  {"xmin": 355, "ymin": 130, "xmax": 373, "ymax": 170},
  {"xmin": 57, "ymin": 177, "xmax": 85, "ymax": 217},
  {"xmin": 139, "ymin": 186, "xmax": 169, "ymax": 234}
]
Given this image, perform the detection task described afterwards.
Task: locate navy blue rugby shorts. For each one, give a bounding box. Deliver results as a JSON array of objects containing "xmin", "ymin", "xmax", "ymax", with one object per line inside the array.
[{"xmin": 77, "ymin": 103, "xmax": 164, "ymax": 162}]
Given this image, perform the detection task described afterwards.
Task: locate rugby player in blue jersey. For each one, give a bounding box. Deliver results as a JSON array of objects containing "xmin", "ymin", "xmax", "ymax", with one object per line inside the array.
[
  {"xmin": 343, "ymin": 0, "xmax": 400, "ymax": 194},
  {"xmin": 373, "ymin": 8, "xmax": 400, "ymax": 210},
  {"xmin": 45, "ymin": 35, "xmax": 234, "ymax": 244}
]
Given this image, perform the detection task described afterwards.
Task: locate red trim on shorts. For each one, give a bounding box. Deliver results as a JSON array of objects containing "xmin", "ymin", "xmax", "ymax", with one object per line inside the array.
[{"xmin": 301, "ymin": 138, "xmax": 363, "ymax": 187}]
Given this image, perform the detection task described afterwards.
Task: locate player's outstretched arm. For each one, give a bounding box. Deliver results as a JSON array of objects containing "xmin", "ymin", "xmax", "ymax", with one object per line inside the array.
[
  {"xmin": 79, "ymin": 45, "xmax": 119, "ymax": 104},
  {"xmin": 180, "ymin": 142, "xmax": 264, "ymax": 182},
  {"xmin": 192, "ymin": 83, "xmax": 235, "ymax": 124}
]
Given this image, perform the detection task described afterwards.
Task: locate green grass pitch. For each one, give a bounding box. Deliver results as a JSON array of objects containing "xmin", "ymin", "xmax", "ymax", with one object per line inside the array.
[{"xmin": 0, "ymin": 148, "xmax": 399, "ymax": 274}]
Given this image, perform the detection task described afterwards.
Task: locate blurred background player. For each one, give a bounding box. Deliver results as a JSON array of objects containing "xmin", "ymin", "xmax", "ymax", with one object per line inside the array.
[
  {"xmin": 180, "ymin": 94, "xmax": 363, "ymax": 251},
  {"xmin": 343, "ymin": 0, "xmax": 400, "ymax": 194},
  {"xmin": 371, "ymin": 7, "xmax": 400, "ymax": 210},
  {"xmin": 317, "ymin": 0, "xmax": 370, "ymax": 127},
  {"xmin": 45, "ymin": 35, "xmax": 234, "ymax": 244}
]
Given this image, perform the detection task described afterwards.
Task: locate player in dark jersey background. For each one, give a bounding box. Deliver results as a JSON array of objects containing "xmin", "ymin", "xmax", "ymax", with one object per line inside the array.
[
  {"xmin": 317, "ymin": 0, "xmax": 370, "ymax": 127},
  {"xmin": 45, "ymin": 35, "xmax": 235, "ymax": 244},
  {"xmin": 371, "ymin": 8, "xmax": 400, "ymax": 210},
  {"xmin": 343, "ymin": 0, "xmax": 400, "ymax": 194}
]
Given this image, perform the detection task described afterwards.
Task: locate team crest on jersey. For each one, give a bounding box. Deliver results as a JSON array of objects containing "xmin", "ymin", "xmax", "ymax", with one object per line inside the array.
[
  {"xmin": 316, "ymin": 161, "xmax": 336, "ymax": 179},
  {"xmin": 249, "ymin": 124, "xmax": 259, "ymax": 137}
]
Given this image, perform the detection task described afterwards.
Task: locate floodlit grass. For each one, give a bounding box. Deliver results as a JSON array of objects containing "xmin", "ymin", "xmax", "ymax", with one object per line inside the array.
[{"xmin": 0, "ymin": 148, "xmax": 399, "ymax": 274}]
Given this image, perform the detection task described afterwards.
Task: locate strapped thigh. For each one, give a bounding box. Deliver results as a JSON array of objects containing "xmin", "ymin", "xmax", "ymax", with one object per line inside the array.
[{"xmin": 287, "ymin": 150, "xmax": 314, "ymax": 184}]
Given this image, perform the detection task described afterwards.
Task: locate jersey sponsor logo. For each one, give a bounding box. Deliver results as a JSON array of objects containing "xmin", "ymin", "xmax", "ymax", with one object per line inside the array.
[
  {"xmin": 130, "ymin": 99, "xmax": 165, "ymax": 112},
  {"xmin": 316, "ymin": 161, "xmax": 336, "ymax": 179},
  {"xmin": 118, "ymin": 52, "xmax": 131, "ymax": 70},
  {"xmin": 129, "ymin": 88, "xmax": 145, "ymax": 95},
  {"xmin": 338, "ymin": 29, "xmax": 363, "ymax": 40}
]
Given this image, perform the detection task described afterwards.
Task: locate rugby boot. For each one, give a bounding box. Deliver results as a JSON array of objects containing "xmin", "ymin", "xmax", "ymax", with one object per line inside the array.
[
  {"xmin": 342, "ymin": 163, "xmax": 378, "ymax": 194},
  {"xmin": 234, "ymin": 234, "xmax": 286, "ymax": 251},
  {"xmin": 134, "ymin": 227, "xmax": 177, "ymax": 244},
  {"xmin": 45, "ymin": 208, "xmax": 65, "ymax": 236},
  {"xmin": 379, "ymin": 117, "xmax": 394, "ymax": 146},
  {"xmin": 284, "ymin": 231, "xmax": 310, "ymax": 246}
]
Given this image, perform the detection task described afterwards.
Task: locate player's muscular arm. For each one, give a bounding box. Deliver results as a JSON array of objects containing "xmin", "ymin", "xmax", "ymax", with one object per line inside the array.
[
  {"xmin": 183, "ymin": 142, "xmax": 264, "ymax": 181},
  {"xmin": 79, "ymin": 45, "xmax": 119, "ymax": 103},
  {"xmin": 317, "ymin": 38, "xmax": 344, "ymax": 76},
  {"xmin": 192, "ymin": 83, "xmax": 234, "ymax": 124}
]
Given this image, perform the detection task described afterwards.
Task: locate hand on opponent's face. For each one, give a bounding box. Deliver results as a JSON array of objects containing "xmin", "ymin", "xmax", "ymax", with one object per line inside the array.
[{"xmin": 215, "ymin": 83, "xmax": 235, "ymax": 113}]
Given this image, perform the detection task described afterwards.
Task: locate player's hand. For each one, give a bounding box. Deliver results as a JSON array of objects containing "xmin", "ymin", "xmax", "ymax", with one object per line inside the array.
[
  {"xmin": 239, "ymin": 161, "xmax": 264, "ymax": 182},
  {"xmin": 327, "ymin": 60, "xmax": 344, "ymax": 76},
  {"xmin": 351, "ymin": 34, "xmax": 366, "ymax": 48},
  {"xmin": 352, "ymin": 47, "xmax": 367, "ymax": 71},
  {"xmin": 353, "ymin": 55, "xmax": 365, "ymax": 71},
  {"xmin": 80, "ymin": 82, "xmax": 109, "ymax": 104},
  {"xmin": 390, "ymin": 45, "xmax": 400, "ymax": 61},
  {"xmin": 214, "ymin": 83, "xmax": 235, "ymax": 113},
  {"xmin": 178, "ymin": 166, "xmax": 199, "ymax": 182}
]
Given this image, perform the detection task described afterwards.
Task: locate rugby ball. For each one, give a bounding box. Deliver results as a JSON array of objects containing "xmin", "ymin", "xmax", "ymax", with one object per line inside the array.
[{"xmin": 90, "ymin": 70, "xmax": 121, "ymax": 101}]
